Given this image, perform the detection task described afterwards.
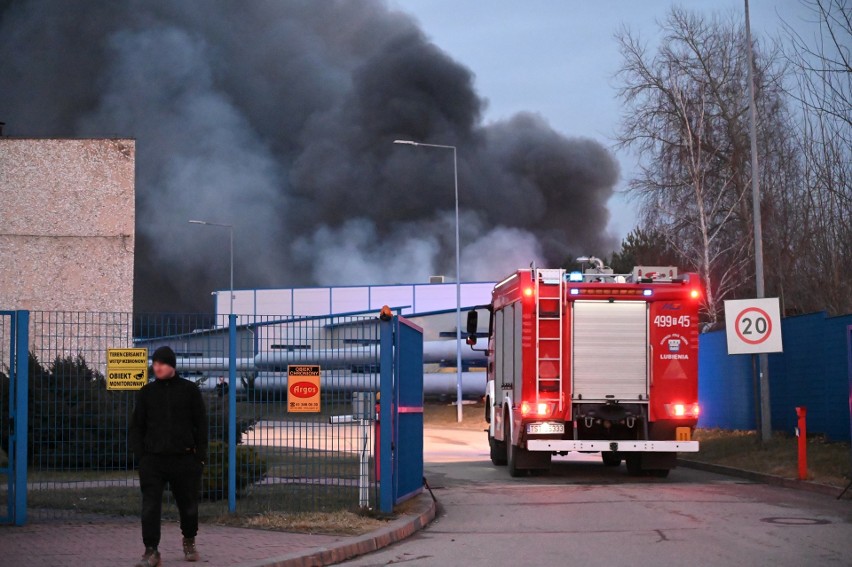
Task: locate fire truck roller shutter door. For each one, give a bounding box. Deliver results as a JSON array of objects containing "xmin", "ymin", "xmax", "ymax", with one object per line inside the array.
[{"xmin": 572, "ymin": 300, "xmax": 648, "ymax": 402}]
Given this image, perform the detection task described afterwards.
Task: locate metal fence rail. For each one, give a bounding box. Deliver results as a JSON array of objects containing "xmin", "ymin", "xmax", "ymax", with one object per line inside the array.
[
  {"xmin": 15, "ymin": 311, "xmax": 382, "ymax": 522},
  {"xmin": 0, "ymin": 312, "xmax": 11, "ymax": 522}
]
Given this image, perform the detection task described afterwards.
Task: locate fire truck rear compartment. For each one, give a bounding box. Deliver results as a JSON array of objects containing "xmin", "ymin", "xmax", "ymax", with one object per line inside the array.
[
  {"xmin": 572, "ymin": 300, "xmax": 648, "ymax": 402},
  {"xmin": 573, "ymin": 402, "xmax": 646, "ymax": 441}
]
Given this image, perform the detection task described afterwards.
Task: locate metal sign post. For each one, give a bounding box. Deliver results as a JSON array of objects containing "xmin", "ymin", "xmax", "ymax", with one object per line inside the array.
[
  {"xmin": 725, "ymin": 298, "xmax": 783, "ymax": 442},
  {"xmin": 744, "ymin": 0, "xmax": 771, "ymax": 443}
]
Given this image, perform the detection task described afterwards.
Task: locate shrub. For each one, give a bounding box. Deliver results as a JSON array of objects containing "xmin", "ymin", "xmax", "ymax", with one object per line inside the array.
[
  {"xmin": 25, "ymin": 353, "xmax": 136, "ymax": 469},
  {"xmin": 0, "ymin": 352, "xmax": 258, "ymax": 471},
  {"xmin": 205, "ymin": 393, "xmax": 256, "ymax": 446},
  {"xmin": 201, "ymin": 440, "xmax": 268, "ymax": 500}
]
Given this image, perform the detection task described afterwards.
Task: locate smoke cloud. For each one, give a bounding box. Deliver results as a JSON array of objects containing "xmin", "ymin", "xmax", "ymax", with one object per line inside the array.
[{"xmin": 0, "ymin": 0, "xmax": 619, "ymax": 313}]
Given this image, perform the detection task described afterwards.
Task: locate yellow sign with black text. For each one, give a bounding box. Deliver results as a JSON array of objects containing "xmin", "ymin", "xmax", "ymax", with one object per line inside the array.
[
  {"xmin": 107, "ymin": 348, "xmax": 148, "ymax": 390},
  {"xmin": 287, "ymin": 365, "xmax": 321, "ymax": 413}
]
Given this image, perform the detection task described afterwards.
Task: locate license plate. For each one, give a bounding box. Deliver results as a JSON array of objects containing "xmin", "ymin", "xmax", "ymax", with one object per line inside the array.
[{"xmin": 527, "ymin": 422, "xmax": 565, "ymax": 435}]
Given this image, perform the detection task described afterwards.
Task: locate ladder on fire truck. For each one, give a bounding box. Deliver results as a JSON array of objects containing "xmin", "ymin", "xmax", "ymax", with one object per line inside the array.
[{"xmin": 534, "ymin": 268, "xmax": 565, "ymax": 411}]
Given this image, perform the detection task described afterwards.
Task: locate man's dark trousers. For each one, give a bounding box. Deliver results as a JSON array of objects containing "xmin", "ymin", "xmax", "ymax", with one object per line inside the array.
[{"xmin": 140, "ymin": 453, "xmax": 203, "ymax": 548}]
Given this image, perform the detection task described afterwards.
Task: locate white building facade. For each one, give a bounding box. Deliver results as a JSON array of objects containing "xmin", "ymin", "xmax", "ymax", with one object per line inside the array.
[{"xmin": 217, "ymin": 281, "xmax": 496, "ymax": 324}]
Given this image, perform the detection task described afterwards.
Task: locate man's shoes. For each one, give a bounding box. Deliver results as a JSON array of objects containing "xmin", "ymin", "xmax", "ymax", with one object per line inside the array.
[
  {"xmin": 135, "ymin": 546, "xmax": 161, "ymax": 567},
  {"xmin": 183, "ymin": 537, "xmax": 200, "ymax": 562}
]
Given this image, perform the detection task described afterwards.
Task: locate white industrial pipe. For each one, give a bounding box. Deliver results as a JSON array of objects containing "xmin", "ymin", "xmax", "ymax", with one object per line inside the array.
[
  {"xmin": 169, "ymin": 340, "xmax": 486, "ymax": 372},
  {"xmin": 423, "ymin": 371, "xmax": 486, "ymax": 397},
  {"xmin": 254, "ymin": 347, "xmax": 379, "ymax": 369},
  {"xmin": 173, "ymin": 357, "xmax": 256, "ymax": 372},
  {"xmin": 169, "ymin": 340, "xmax": 487, "ymax": 397},
  {"xmin": 249, "ymin": 371, "xmax": 485, "ymax": 397},
  {"xmin": 193, "ymin": 370, "xmax": 485, "ymax": 397}
]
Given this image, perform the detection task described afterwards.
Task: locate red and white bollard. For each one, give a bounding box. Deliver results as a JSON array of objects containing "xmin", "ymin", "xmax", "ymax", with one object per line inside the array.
[{"xmin": 795, "ymin": 406, "xmax": 807, "ymax": 481}]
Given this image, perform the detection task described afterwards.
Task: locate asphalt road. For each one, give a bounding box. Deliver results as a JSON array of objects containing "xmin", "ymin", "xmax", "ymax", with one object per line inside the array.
[{"xmin": 343, "ymin": 427, "xmax": 852, "ymax": 566}]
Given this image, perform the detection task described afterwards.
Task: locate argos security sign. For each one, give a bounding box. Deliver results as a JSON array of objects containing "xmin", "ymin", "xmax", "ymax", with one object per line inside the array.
[
  {"xmin": 724, "ymin": 298, "xmax": 783, "ymax": 355},
  {"xmin": 288, "ymin": 364, "xmax": 321, "ymax": 412}
]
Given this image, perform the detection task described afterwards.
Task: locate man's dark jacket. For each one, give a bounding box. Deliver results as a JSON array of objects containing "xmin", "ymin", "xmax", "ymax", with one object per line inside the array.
[{"xmin": 129, "ymin": 374, "xmax": 208, "ymax": 463}]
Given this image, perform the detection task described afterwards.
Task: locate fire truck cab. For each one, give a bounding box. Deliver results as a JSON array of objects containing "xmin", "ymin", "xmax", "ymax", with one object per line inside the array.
[{"xmin": 468, "ymin": 260, "xmax": 701, "ymax": 477}]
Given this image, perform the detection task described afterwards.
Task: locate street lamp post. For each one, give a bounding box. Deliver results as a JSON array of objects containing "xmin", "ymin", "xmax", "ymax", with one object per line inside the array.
[
  {"xmin": 393, "ymin": 140, "xmax": 463, "ymax": 423},
  {"xmin": 188, "ymin": 220, "xmax": 234, "ymax": 315},
  {"xmin": 189, "ymin": 218, "xmax": 237, "ymax": 511}
]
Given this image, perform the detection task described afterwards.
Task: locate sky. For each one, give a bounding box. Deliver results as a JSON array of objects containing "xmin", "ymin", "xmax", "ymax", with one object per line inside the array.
[
  {"xmin": 0, "ymin": 0, "xmax": 821, "ymax": 310},
  {"xmin": 395, "ymin": 0, "xmax": 816, "ymax": 240}
]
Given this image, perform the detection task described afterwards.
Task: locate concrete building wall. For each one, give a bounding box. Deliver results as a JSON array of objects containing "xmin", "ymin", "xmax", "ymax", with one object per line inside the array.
[{"xmin": 0, "ymin": 138, "xmax": 135, "ymax": 313}]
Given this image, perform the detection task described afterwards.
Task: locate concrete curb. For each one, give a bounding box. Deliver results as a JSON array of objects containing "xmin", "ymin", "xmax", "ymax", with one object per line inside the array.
[
  {"xmin": 678, "ymin": 459, "xmax": 845, "ymax": 498},
  {"xmin": 237, "ymin": 493, "xmax": 437, "ymax": 567}
]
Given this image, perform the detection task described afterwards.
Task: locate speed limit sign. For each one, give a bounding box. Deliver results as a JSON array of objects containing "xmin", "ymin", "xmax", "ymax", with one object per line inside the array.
[{"xmin": 724, "ymin": 298, "xmax": 783, "ymax": 354}]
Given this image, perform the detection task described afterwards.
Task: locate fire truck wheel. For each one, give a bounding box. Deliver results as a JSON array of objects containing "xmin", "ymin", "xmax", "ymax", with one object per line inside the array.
[
  {"xmin": 505, "ymin": 420, "xmax": 525, "ymax": 477},
  {"xmin": 529, "ymin": 457, "xmax": 551, "ymax": 476},
  {"xmin": 601, "ymin": 451, "xmax": 622, "ymax": 467},
  {"xmin": 489, "ymin": 435, "xmax": 507, "ymax": 466}
]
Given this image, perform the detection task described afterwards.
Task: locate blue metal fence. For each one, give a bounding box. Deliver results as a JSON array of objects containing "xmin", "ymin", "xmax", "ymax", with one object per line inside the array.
[
  {"xmin": 697, "ymin": 331, "xmax": 756, "ymax": 430},
  {"xmin": 699, "ymin": 311, "xmax": 852, "ymax": 440},
  {"xmin": 0, "ymin": 310, "xmax": 29, "ymax": 525},
  {"xmin": 2, "ymin": 309, "xmax": 424, "ymax": 524}
]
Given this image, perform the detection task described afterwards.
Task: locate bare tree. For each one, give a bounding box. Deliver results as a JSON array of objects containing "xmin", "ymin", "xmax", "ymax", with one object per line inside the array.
[
  {"xmin": 781, "ymin": 0, "xmax": 851, "ymax": 315},
  {"xmin": 615, "ymin": 8, "xmax": 796, "ymax": 324}
]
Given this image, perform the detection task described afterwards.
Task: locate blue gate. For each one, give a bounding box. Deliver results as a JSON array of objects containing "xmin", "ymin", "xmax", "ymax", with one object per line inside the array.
[
  {"xmin": 1, "ymin": 311, "xmax": 29, "ymax": 525},
  {"xmin": 379, "ymin": 316, "xmax": 424, "ymax": 513}
]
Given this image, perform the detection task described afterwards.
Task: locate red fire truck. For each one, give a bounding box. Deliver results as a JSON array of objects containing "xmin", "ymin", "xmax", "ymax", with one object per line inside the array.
[{"xmin": 466, "ymin": 260, "xmax": 701, "ymax": 477}]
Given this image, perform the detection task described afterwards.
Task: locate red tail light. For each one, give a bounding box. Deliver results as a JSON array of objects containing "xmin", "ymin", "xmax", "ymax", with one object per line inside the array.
[
  {"xmin": 521, "ymin": 401, "xmax": 553, "ymax": 417},
  {"xmin": 666, "ymin": 403, "xmax": 700, "ymax": 418}
]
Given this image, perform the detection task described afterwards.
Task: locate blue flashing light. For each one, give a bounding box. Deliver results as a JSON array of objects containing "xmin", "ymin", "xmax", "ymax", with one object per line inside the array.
[
  {"xmin": 643, "ymin": 289, "xmax": 653, "ymax": 296},
  {"xmin": 568, "ymin": 271, "xmax": 584, "ymax": 282},
  {"xmin": 569, "ymin": 289, "xmax": 580, "ymax": 296}
]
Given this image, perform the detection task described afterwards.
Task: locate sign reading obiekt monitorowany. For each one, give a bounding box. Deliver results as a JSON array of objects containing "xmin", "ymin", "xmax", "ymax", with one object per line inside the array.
[
  {"xmin": 288, "ymin": 364, "xmax": 321, "ymax": 413},
  {"xmin": 107, "ymin": 348, "xmax": 149, "ymax": 390},
  {"xmin": 724, "ymin": 298, "xmax": 783, "ymax": 355}
]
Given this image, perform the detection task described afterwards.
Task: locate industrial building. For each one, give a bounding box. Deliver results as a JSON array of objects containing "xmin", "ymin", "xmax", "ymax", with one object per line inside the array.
[
  {"xmin": 218, "ymin": 280, "xmax": 496, "ymax": 326},
  {"xmin": 137, "ymin": 281, "xmax": 497, "ymax": 398}
]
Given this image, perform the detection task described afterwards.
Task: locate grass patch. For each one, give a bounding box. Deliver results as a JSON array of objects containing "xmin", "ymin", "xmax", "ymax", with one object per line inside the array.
[
  {"xmin": 28, "ymin": 470, "xmax": 135, "ymax": 482},
  {"xmin": 28, "ymin": 485, "xmax": 147, "ymax": 517},
  {"xmin": 236, "ymin": 399, "xmax": 368, "ymax": 422},
  {"xmin": 26, "ymin": 474, "xmax": 367, "ymax": 518},
  {"xmin": 214, "ymin": 509, "xmax": 387, "ymax": 536},
  {"xmin": 424, "ymin": 401, "xmax": 488, "ymax": 431},
  {"xmin": 692, "ymin": 428, "xmax": 851, "ymax": 487}
]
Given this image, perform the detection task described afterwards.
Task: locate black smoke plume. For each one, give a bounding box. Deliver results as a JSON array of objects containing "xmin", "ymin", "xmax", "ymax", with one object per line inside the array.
[{"xmin": 0, "ymin": 0, "xmax": 619, "ymax": 313}]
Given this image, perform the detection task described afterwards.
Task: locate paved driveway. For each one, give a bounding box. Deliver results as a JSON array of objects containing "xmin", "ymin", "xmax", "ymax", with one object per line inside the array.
[{"xmin": 343, "ymin": 427, "xmax": 852, "ymax": 566}]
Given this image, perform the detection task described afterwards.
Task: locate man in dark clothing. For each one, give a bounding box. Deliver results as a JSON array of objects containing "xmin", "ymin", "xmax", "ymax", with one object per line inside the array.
[{"xmin": 129, "ymin": 346, "xmax": 207, "ymax": 566}]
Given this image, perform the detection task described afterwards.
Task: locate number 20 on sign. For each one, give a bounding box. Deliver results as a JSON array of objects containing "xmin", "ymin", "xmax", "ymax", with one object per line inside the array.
[{"xmin": 724, "ymin": 298, "xmax": 783, "ymax": 355}]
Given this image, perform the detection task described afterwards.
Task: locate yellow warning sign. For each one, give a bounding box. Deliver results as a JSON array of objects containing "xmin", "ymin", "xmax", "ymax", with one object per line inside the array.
[
  {"xmin": 288, "ymin": 365, "xmax": 321, "ymax": 413},
  {"xmin": 107, "ymin": 348, "xmax": 148, "ymax": 390}
]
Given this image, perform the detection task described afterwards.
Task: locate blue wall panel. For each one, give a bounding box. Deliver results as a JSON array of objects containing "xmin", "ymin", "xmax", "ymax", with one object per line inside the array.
[
  {"xmin": 698, "ymin": 330, "xmax": 755, "ymax": 430},
  {"xmin": 698, "ymin": 312, "xmax": 852, "ymax": 440}
]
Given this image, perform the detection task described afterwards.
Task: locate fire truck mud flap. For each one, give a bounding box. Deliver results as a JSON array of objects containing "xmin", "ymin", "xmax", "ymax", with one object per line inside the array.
[{"xmin": 525, "ymin": 440, "xmax": 699, "ymax": 452}]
